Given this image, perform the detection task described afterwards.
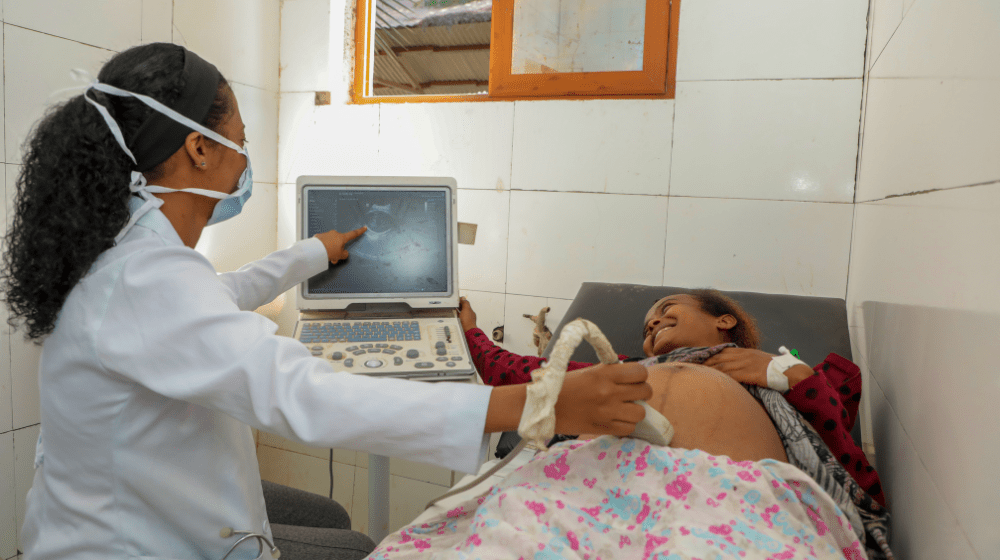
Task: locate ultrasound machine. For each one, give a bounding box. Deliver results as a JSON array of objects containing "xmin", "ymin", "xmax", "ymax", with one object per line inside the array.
[{"xmin": 293, "ymin": 176, "xmax": 476, "ymax": 381}]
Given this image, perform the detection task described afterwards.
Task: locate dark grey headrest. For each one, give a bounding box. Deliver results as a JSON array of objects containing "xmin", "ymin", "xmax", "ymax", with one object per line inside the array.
[{"xmin": 543, "ymin": 283, "xmax": 852, "ymax": 368}]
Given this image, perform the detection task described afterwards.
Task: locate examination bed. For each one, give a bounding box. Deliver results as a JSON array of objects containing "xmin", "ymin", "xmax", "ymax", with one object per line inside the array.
[{"xmin": 373, "ymin": 283, "xmax": 883, "ymax": 559}]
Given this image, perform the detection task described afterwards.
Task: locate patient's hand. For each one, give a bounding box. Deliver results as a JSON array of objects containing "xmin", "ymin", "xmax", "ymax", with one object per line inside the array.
[
  {"xmin": 459, "ymin": 297, "xmax": 477, "ymax": 332},
  {"xmin": 703, "ymin": 348, "xmax": 812, "ymax": 390}
]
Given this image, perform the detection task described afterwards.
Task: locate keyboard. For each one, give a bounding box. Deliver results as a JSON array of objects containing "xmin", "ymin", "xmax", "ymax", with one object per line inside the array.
[
  {"xmin": 298, "ymin": 321, "xmax": 422, "ymax": 343},
  {"xmin": 294, "ymin": 316, "xmax": 475, "ymax": 380}
]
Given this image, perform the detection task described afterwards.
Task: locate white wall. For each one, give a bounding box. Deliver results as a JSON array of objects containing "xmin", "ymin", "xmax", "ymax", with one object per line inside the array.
[
  {"xmin": 848, "ymin": 0, "xmax": 1000, "ymax": 558},
  {"xmin": 0, "ymin": 1, "xmax": 279, "ymax": 556},
  {"xmin": 263, "ymin": 0, "xmax": 870, "ymax": 537}
]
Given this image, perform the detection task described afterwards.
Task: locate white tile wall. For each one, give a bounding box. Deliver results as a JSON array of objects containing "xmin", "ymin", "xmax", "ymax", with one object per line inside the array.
[
  {"xmin": 8, "ymin": 326, "xmax": 40, "ymax": 431},
  {"xmin": 501, "ymin": 294, "xmax": 573, "ymax": 357},
  {"xmin": 458, "ymin": 290, "xmax": 505, "ymax": 343},
  {"xmin": 456, "ymin": 189, "xmax": 509, "ymax": 294},
  {"xmin": 663, "ymin": 197, "xmax": 854, "ymax": 297},
  {"xmin": 351, "ymin": 467, "xmax": 450, "ymax": 536},
  {"xmin": 3, "ymin": 24, "xmax": 112, "ymax": 164},
  {"xmin": 0, "ymin": 168, "xmax": 9, "ymax": 437},
  {"xmin": 857, "ymin": 77, "xmax": 1000, "ymax": 201},
  {"xmin": 279, "ymin": 0, "xmax": 331, "ymax": 93},
  {"xmin": 868, "ymin": 0, "xmax": 902, "ymax": 70},
  {"xmin": 505, "ymin": 191, "xmax": 668, "ymax": 300},
  {"xmin": 0, "ymin": 432, "xmax": 15, "ymax": 559},
  {"xmin": 675, "ymin": 0, "xmax": 869, "ymax": 81},
  {"xmin": 141, "ymin": 0, "xmax": 173, "ymax": 44},
  {"xmin": 511, "ymin": 99, "xmax": 673, "ymax": 196},
  {"xmin": 172, "ymin": 0, "xmax": 280, "ymax": 91},
  {"xmin": 277, "ymin": 95, "xmax": 379, "ymax": 184},
  {"xmin": 670, "ymin": 80, "xmax": 862, "ymax": 203},
  {"xmin": 195, "ymin": 183, "xmax": 278, "ymax": 273},
  {"xmin": 230, "ymin": 83, "xmax": 279, "ymax": 184},
  {"xmin": 377, "ymin": 103, "xmax": 515, "ymax": 192},
  {"xmin": 12, "ymin": 424, "xmax": 39, "ymax": 553},
  {"xmin": 872, "ymin": 0, "xmax": 1000, "ymax": 79},
  {"xmin": 3, "ymin": 0, "xmax": 141, "ymax": 52}
]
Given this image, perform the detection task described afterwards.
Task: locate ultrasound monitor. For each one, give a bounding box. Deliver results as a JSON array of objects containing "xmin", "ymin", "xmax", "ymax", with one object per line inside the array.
[{"xmin": 296, "ymin": 176, "xmax": 459, "ymax": 312}]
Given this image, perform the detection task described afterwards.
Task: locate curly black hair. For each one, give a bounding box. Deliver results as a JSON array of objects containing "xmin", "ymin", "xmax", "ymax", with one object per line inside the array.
[
  {"xmin": 687, "ymin": 289, "xmax": 761, "ymax": 349},
  {"xmin": 1, "ymin": 43, "xmax": 233, "ymax": 342}
]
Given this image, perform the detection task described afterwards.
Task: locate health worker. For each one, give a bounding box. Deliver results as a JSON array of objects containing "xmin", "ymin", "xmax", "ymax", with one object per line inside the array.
[{"xmin": 0, "ymin": 43, "xmax": 653, "ymax": 560}]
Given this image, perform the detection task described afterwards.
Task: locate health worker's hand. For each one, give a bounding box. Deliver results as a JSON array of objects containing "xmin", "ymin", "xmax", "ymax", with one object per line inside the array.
[
  {"xmin": 702, "ymin": 347, "xmax": 812, "ymax": 390},
  {"xmin": 459, "ymin": 297, "xmax": 478, "ymax": 332},
  {"xmin": 554, "ymin": 363, "xmax": 653, "ymax": 436},
  {"xmin": 314, "ymin": 227, "xmax": 367, "ymax": 264}
]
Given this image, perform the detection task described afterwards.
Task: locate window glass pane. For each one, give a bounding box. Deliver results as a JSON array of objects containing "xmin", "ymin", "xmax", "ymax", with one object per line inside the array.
[
  {"xmin": 371, "ymin": 0, "xmax": 492, "ymax": 96},
  {"xmin": 512, "ymin": 0, "xmax": 646, "ymax": 74}
]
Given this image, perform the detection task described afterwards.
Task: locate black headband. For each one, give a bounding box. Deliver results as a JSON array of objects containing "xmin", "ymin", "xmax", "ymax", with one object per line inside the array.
[{"xmin": 129, "ymin": 49, "xmax": 222, "ymax": 171}]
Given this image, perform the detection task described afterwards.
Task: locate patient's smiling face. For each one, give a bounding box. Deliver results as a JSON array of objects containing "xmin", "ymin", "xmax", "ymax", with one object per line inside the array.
[{"xmin": 641, "ymin": 294, "xmax": 737, "ymax": 357}]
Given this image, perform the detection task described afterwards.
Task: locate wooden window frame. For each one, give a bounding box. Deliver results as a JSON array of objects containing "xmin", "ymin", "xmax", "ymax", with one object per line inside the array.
[{"xmin": 351, "ymin": 0, "xmax": 680, "ymax": 104}]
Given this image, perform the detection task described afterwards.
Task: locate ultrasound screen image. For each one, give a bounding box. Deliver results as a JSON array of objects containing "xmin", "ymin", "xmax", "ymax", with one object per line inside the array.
[{"xmin": 304, "ymin": 188, "xmax": 450, "ymax": 295}]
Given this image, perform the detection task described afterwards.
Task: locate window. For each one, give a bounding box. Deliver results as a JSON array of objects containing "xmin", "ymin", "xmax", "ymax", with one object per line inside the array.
[{"xmin": 352, "ymin": 0, "xmax": 679, "ymax": 103}]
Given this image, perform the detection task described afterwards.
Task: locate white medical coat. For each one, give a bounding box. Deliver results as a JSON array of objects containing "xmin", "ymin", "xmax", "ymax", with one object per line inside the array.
[{"xmin": 20, "ymin": 201, "xmax": 492, "ymax": 560}]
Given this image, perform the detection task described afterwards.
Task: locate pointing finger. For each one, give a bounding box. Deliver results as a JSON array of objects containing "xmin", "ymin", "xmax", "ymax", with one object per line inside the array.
[{"xmin": 344, "ymin": 226, "xmax": 367, "ymax": 242}]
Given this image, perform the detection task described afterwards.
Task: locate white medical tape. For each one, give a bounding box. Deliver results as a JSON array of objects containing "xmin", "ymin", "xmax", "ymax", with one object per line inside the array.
[{"xmin": 766, "ymin": 346, "xmax": 807, "ymax": 393}]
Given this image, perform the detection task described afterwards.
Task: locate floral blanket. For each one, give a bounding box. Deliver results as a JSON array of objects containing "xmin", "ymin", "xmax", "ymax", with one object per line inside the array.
[{"xmin": 369, "ymin": 437, "xmax": 868, "ymax": 559}]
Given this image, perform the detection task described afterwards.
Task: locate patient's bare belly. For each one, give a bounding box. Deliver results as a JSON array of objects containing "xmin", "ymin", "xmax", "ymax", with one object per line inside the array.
[{"xmin": 585, "ymin": 363, "xmax": 787, "ymax": 463}]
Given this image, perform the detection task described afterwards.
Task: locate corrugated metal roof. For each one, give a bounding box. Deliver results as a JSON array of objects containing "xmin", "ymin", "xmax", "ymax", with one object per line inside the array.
[{"xmin": 372, "ymin": 1, "xmax": 491, "ymax": 96}]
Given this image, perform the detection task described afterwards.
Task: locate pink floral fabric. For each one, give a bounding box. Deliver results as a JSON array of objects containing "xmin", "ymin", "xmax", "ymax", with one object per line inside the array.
[{"xmin": 371, "ymin": 437, "xmax": 867, "ymax": 560}]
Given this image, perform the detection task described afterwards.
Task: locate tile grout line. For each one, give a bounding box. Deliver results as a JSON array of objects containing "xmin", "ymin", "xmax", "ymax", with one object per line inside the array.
[
  {"xmin": 503, "ymin": 102, "xmax": 516, "ymax": 299},
  {"xmin": 662, "ymin": 100, "xmax": 677, "ymax": 285},
  {"xmin": 1, "ymin": 23, "xmax": 117, "ymax": 54}
]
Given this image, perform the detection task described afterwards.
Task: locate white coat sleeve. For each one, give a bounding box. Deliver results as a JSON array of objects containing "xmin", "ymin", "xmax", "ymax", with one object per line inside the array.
[
  {"xmin": 95, "ymin": 245, "xmax": 493, "ymax": 473},
  {"xmin": 216, "ymin": 238, "xmax": 329, "ymax": 312}
]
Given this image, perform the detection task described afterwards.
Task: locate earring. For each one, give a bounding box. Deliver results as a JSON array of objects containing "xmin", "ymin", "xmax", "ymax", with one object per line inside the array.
[{"xmin": 200, "ymin": 162, "xmax": 206, "ymax": 167}]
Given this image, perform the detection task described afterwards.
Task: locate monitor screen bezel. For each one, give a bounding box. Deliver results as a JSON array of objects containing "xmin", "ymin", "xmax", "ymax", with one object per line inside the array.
[{"xmin": 296, "ymin": 177, "xmax": 459, "ymax": 311}]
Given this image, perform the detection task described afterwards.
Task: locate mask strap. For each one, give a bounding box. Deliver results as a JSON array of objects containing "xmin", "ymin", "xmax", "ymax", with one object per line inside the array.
[
  {"xmin": 114, "ymin": 172, "xmax": 164, "ymax": 244},
  {"xmin": 88, "ymin": 81, "xmax": 244, "ymax": 154}
]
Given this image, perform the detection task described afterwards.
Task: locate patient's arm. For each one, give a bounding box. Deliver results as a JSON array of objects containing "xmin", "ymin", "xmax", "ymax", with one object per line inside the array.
[{"xmin": 582, "ymin": 362, "xmax": 787, "ymax": 463}]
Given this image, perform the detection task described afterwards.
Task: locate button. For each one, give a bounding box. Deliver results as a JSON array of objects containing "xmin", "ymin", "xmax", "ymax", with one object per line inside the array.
[
  {"xmin": 415, "ymin": 362, "xmax": 434, "ymax": 369},
  {"xmin": 450, "ymin": 356, "xmax": 463, "ymax": 361},
  {"xmin": 382, "ymin": 349, "xmax": 395, "ymax": 355},
  {"xmin": 436, "ymin": 349, "xmax": 447, "ymax": 356},
  {"xmin": 367, "ymin": 349, "xmax": 381, "ymax": 354},
  {"xmin": 390, "ymin": 345, "xmax": 403, "ymax": 350},
  {"xmin": 446, "ymin": 362, "xmax": 456, "ymax": 367},
  {"xmin": 365, "ymin": 359, "xmax": 384, "ymax": 368},
  {"xmin": 376, "ymin": 343, "xmax": 389, "ymax": 348},
  {"xmin": 406, "ymin": 350, "xmax": 419, "ymax": 359},
  {"xmin": 393, "ymin": 357, "xmax": 404, "ymax": 366},
  {"xmin": 311, "ymin": 351, "xmax": 323, "ymax": 356},
  {"xmin": 352, "ymin": 350, "xmax": 366, "ymax": 356},
  {"xmin": 344, "ymin": 359, "xmax": 354, "ymax": 367},
  {"xmin": 360, "ymin": 344, "xmax": 374, "ymax": 349},
  {"xmin": 436, "ymin": 357, "xmax": 449, "ymax": 362},
  {"xmin": 434, "ymin": 342, "xmax": 446, "ymax": 349},
  {"xmin": 311, "ymin": 345, "xmax": 323, "ymax": 351},
  {"xmin": 330, "ymin": 352, "xmax": 344, "ymax": 361}
]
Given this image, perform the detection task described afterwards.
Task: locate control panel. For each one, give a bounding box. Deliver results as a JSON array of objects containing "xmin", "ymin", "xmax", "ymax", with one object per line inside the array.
[{"xmin": 293, "ymin": 314, "xmax": 476, "ymax": 380}]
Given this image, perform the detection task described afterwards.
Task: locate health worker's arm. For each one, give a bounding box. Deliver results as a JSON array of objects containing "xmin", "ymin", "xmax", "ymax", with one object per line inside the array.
[
  {"xmin": 98, "ymin": 244, "xmax": 493, "ymax": 473},
  {"xmin": 216, "ymin": 237, "xmax": 329, "ymax": 312}
]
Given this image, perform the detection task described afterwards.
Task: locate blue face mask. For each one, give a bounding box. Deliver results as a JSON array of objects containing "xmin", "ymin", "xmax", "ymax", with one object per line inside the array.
[{"xmin": 79, "ymin": 78, "xmax": 254, "ymax": 241}]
